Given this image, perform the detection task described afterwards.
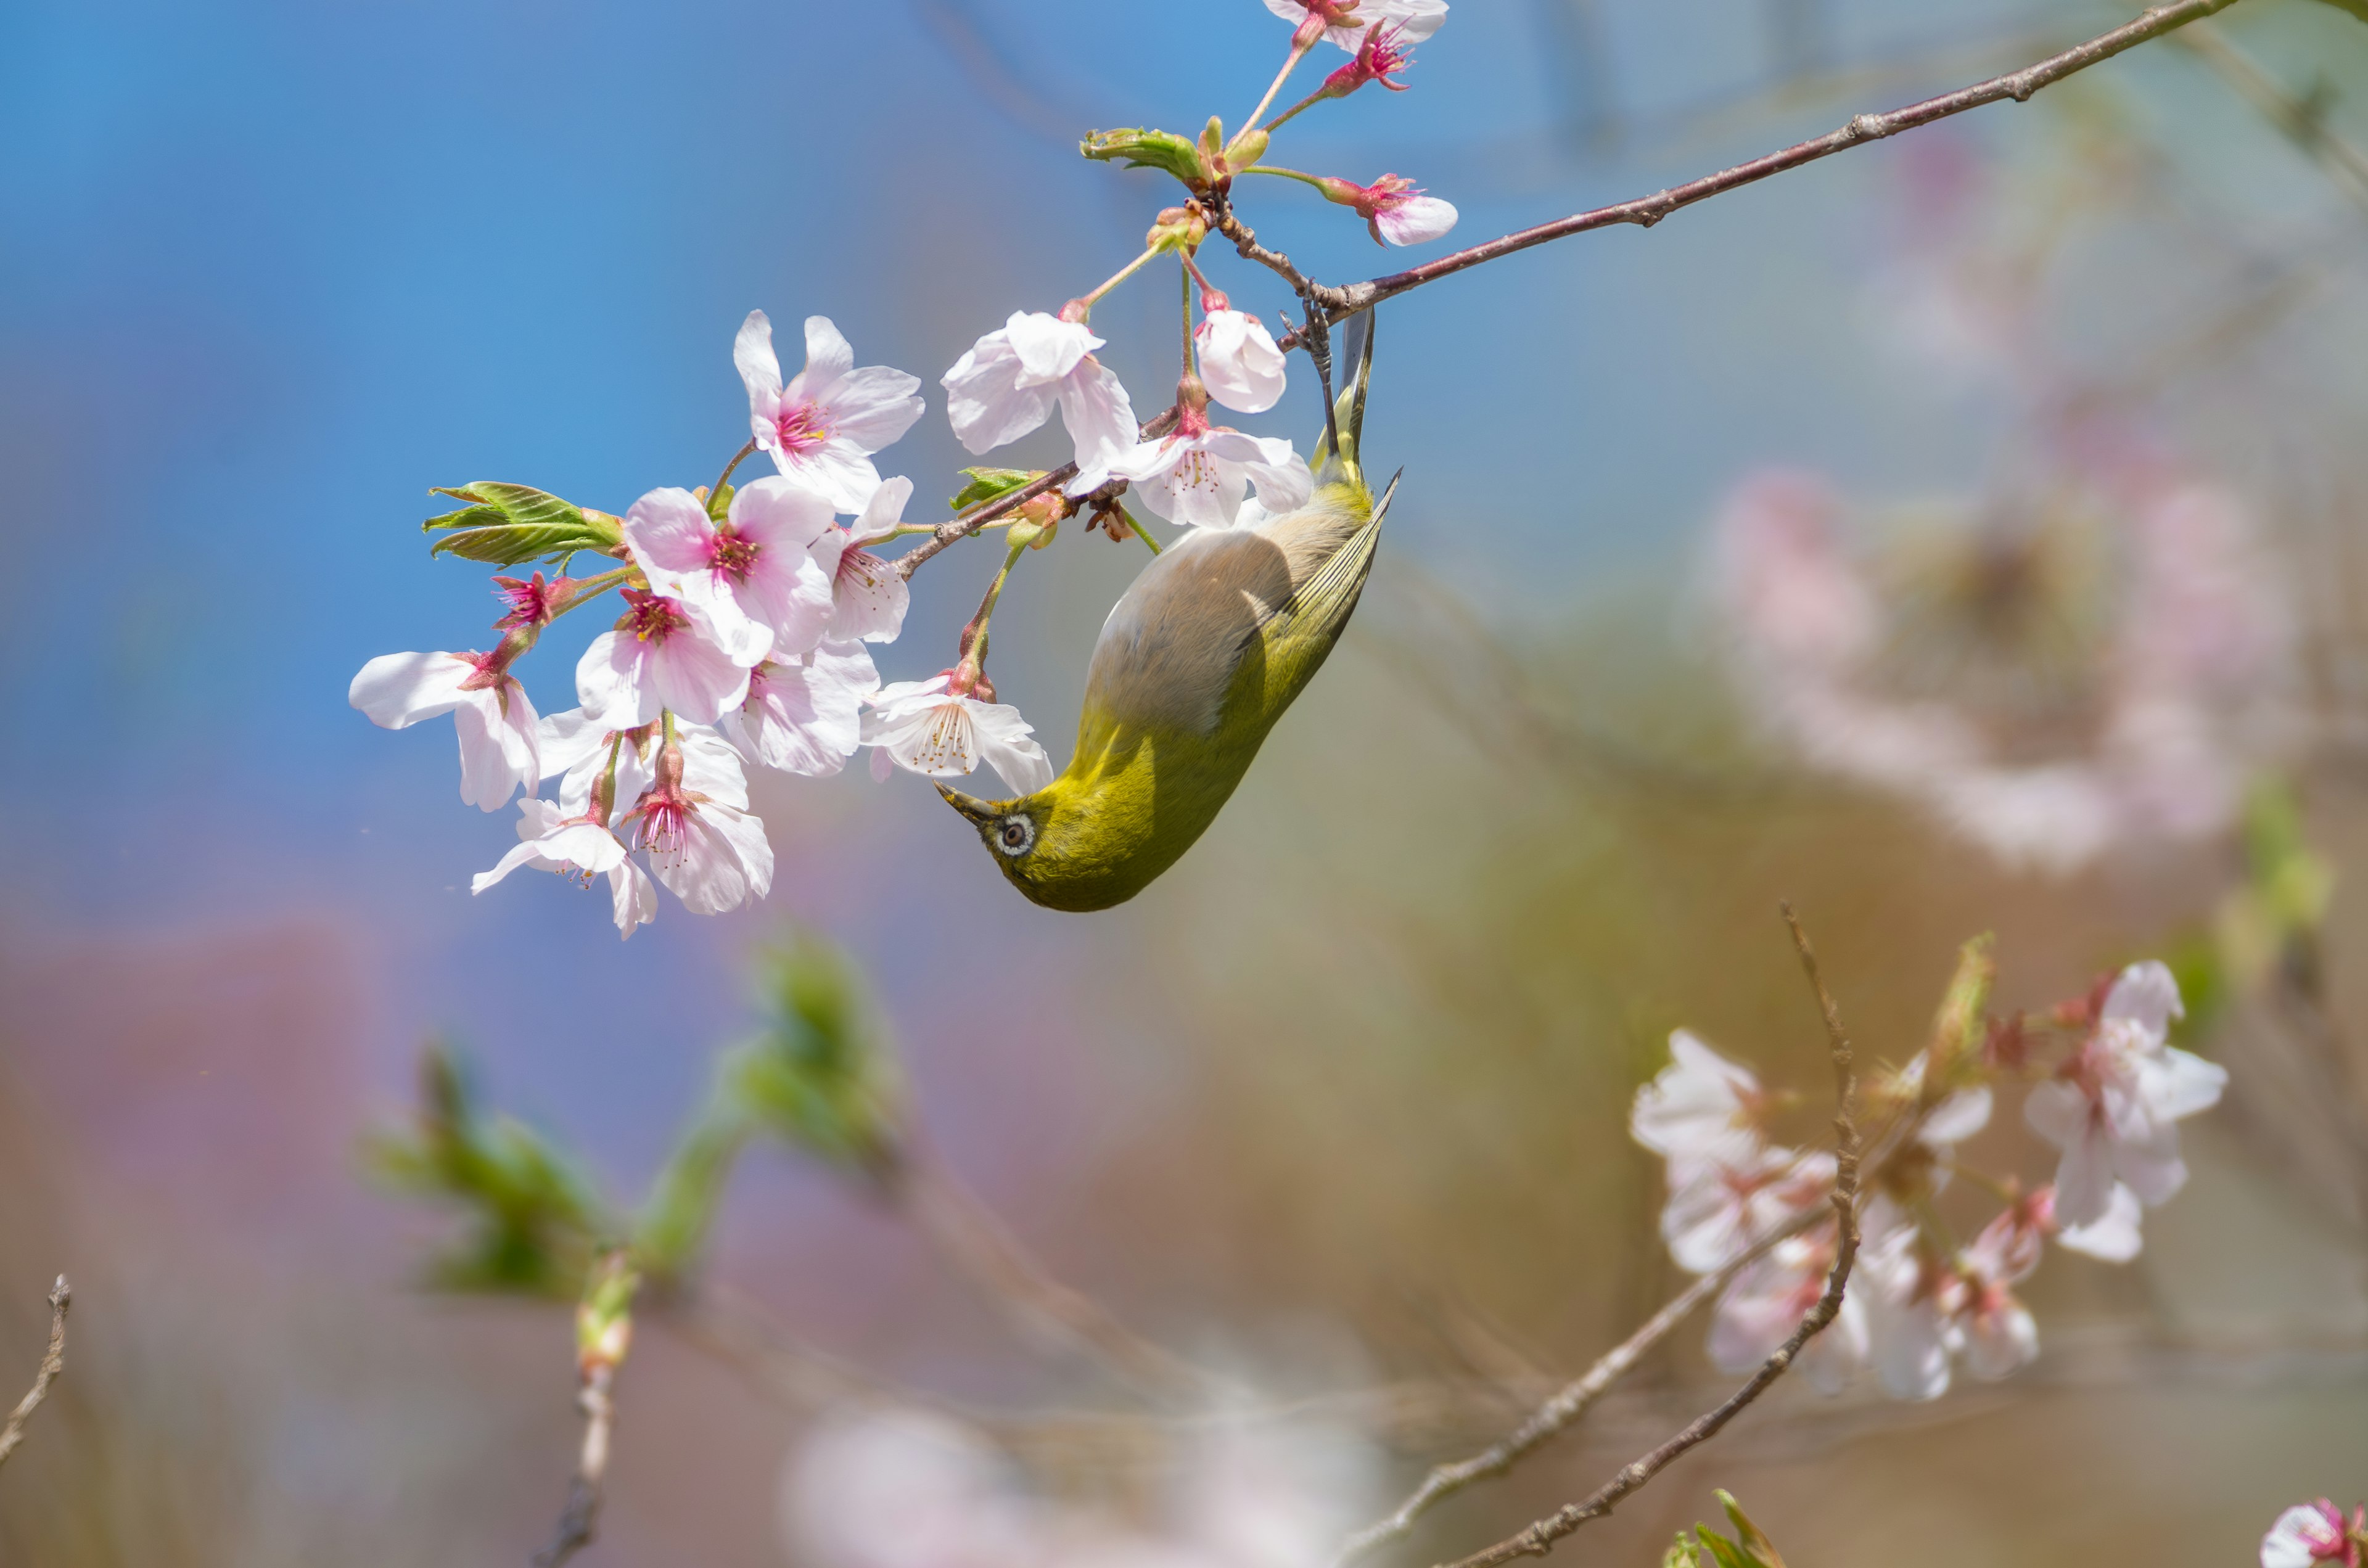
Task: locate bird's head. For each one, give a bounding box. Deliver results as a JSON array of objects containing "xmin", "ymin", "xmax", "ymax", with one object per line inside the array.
[
  {"xmin": 935, "ymin": 773, "xmax": 1166, "ymax": 913},
  {"xmin": 935, "ymin": 780, "xmax": 1080, "ymax": 906}
]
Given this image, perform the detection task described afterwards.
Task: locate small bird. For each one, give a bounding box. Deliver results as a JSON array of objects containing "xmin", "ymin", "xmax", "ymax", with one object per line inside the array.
[{"xmin": 940, "ymin": 310, "xmax": 1396, "ymax": 911}]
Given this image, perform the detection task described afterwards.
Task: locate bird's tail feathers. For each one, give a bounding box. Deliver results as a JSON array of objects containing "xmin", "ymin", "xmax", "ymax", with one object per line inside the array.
[{"xmin": 1312, "ymin": 308, "xmax": 1377, "ymax": 489}]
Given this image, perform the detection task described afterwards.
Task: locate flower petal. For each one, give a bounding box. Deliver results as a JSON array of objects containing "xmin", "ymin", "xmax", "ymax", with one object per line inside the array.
[{"xmin": 350, "ymin": 651, "xmax": 471, "ymax": 728}]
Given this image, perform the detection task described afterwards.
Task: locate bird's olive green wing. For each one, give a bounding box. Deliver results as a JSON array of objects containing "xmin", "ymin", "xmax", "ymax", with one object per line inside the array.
[{"xmin": 1247, "ymin": 472, "xmax": 1398, "ymax": 708}]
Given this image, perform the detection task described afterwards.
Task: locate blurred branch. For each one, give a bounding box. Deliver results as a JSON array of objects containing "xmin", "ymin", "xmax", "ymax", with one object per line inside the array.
[
  {"xmin": 899, "ymin": 1147, "xmax": 1217, "ymax": 1403},
  {"xmin": 0, "ymin": 1276, "xmax": 70, "ymax": 1471},
  {"xmin": 535, "ymin": 1253, "xmax": 638, "ymax": 1568},
  {"xmin": 1285, "ymin": 0, "xmax": 2250, "ymax": 344},
  {"xmin": 1424, "ymin": 909, "xmax": 1861, "ymax": 1568},
  {"xmin": 2177, "ymin": 20, "xmax": 2368, "ymax": 213}
]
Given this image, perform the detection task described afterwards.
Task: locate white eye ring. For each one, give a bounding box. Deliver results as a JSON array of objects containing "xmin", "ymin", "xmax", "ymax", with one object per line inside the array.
[{"xmin": 995, "ymin": 815, "xmax": 1036, "ymax": 857}]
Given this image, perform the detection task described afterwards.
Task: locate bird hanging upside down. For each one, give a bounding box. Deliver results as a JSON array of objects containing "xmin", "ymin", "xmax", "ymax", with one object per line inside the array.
[{"xmin": 939, "ymin": 309, "xmax": 1396, "ymax": 911}]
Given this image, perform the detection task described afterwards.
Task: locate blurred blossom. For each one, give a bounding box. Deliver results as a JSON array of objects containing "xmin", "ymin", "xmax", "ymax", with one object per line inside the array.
[
  {"xmin": 1662, "ymin": 1147, "xmax": 1833, "ymax": 1275},
  {"xmin": 2024, "ymin": 961, "xmax": 2226, "ymax": 1228},
  {"xmin": 1861, "ymin": 134, "xmax": 2029, "ymax": 387},
  {"xmin": 783, "ymin": 1408, "xmax": 1375, "ymax": 1568},
  {"xmin": 1708, "ymin": 1229, "xmax": 1866, "ymax": 1392},
  {"xmin": 2261, "ymin": 1501, "xmax": 2366, "ymax": 1568},
  {"xmin": 1708, "ymin": 457, "xmax": 2296, "ymax": 874},
  {"xmin": 1629, "ymin": 1029, "xmax": 1774, "ymax": 1171}
]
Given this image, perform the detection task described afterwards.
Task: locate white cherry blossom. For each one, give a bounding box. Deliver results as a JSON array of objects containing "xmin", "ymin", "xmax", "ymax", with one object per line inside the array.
[
  {"xmin": 2261, "ymin": 1501, "xmax": 2362, "ymax": 1568},
  {"xmin": 625, "ymin": 480, "xmax": 836, "ymax": 656},
  {"xmin": 1661, "ymin": 1147, "xmax": 1834, "ymax": 1275},
  {"xmin": 1707, "ymin": 1229, "xmax": 1866, "ymax": 1393},
  {"xmin": 624, "ymin": 723, "xmax": 773, "ymax": 916},
  {"xmin": 1263, "ymin": 0, "xmax": 1447, "ymax": 52},
  {"xmin": 1074, "ymin": 402, "xmax": 1312, "ymax": 530},
  {"xmin": 1630, "ymin": 1030, "xmax": 1773, "ymax": 1173},
  {"xmin": 350, "ymin": 650, "xmax": 540, "ymax": 811},
  {"xmin": 724, "ymin": 642, "xmax": 879, "ymax": 778},
  {"xmin": 1196, "ymin": 303, "xmax": 1288, "ymax": 414},
  {"xmin": 861, "ymin": 673, "xmax": 1055, "ymax": 795},
  {"xmin": 1953, "ymin": 1204, "xmax": 2042, "ymax": 1381},
  {"xmin": 736, "ymin": 311, "xmax": 925, "ymax": 513},
  {"xmin": 809, "ymin": 476, "xmax": 914, "ymax": 644},
  {"xmin": 2049, "ymin": 1181, "xmax": 2145, "ymax": 1262},
  {"xmin": 942, "ymin": 311, "xmax": 1138, "ymax": 470},
  {"xmin": 471, "ymin": 796, "xmax": 656, "ymax": 940},
  {"xmin": 577, "ymin": 587, "xmax": 770, "ymax": 729},
  {"xmin": 2024, "ymin": 961, "xmax": 2227, "ymax": 1227},
  {"xmin": 1860, "ymin": 1219, "xmax": 1954, "ymax": 1400}
]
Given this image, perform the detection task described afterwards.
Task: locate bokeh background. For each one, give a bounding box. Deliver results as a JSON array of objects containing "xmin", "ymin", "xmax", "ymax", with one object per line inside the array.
[{"xmin": 6, "ymin": 0, "xmax": 2368, "ymax": 1562}]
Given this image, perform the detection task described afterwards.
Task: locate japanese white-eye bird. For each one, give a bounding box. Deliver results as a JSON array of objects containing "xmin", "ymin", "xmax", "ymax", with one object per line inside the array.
[{"xmin": 939, "ymin": 309, "xmax": 1396, "ymax": 911}]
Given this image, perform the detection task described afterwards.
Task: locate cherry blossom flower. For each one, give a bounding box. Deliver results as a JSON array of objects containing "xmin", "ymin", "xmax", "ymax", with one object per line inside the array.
[
  {"xmin": 942, "ymin": 311, "xmax": 1138, "ymax": 470},
  {"xmin": 2263, "ymin": 1501, "xmax": 2364, "ymax": 1568},
  {"xmin": 785, "ymin": 1408, "xmax": 1040, "ymax": 1568},
  {"xmin": 2024, "ymin": 961, "xmax": 2226, "ymax": 1228},
  {"xmin": 1707, "ymin": 1228, "xmax": 1867, "ymax": 1393},
  {"xmin": 1194, "ymin": 295, "xmax": 1288, "ymax": 415},
  {"xmin": 809, "ymin": 476, "xmax": 914, "ymax": 644},
  {"xmin": 350, "ymin": 650, "xmax": 540, "ymax": 811},
  {"xmin": 1321, "ymin": 21, "xmax": 1418, "ymax": 95},
  {"xmin": 577, "ymin": 586, "xmax": 771, "ymax": 730},
  {"xmin": 470, "ymin": 796, "xmax": 655, "ymax": 940},
  {"xmin": 735, "ymin": 311, "xmax": 925, "ymax": 514},
  {"xmin": 1662, "ymin": 1147, "xmax": 1835, "ymax": 1275},
  {"xmin": 623, "ymin": 480, "xmax": 836, "ymax": 657},
  {"xmin": 1263, "ymin": 0, "xmax": 1447, "ymax": 52},
  {"xmin": 1317, "ymin": 174, "xmax": 1459, "ymax": 247},
  {"xmin": 2045, "ymin": 1180, "xmax": 2146, "ymax": 1262},
  {"xmin": 1071, "ymin": 393, "xmax": 1312, "ymax": 530},
  {"xmin": 861, "ymin": 673, "xmax": 1055, "ymax": 795},
  {"xmin": 723, "ymin": 641, "xmax": 878, "ymax": 778},
  {"xmin": 1952, "ymin": 1204, "xmax": 2041, "ymax": 1381},
  {"xmin": 623, "ymin": 723, "xmax": 773, "ymax": 916},
  {"xmin": 1860, "ymin": 1218, "xmax": 1955, "ymax": 1400},
  {"xmin": 1630, "ymin": 1030, "xmax": 1777, "ymax": 1173}
]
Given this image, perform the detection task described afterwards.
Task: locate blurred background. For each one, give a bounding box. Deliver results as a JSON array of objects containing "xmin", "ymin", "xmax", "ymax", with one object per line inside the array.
[{"xmin": 5, "ymin": 0, "xmax": 2368, "ymax": 1561}]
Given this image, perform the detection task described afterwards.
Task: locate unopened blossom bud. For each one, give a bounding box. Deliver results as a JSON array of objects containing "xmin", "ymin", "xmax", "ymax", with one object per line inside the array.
[
  {"xmin": 1006, "ymin": 493, "xmax": 1067, "ymax": 551},
  {"xmin": 1222, "ymin": 127, "xmax": 1270, "ymax": 173},
  {"xmin": 575, "ymin": 1252, "xmax": 640, "ymax": 1377},
  {"xmin": 1145, "ymin": 203, "xmax": 1209, "ymax": 255},
  {"xmin": 1196, "ymin": 116, "xmax": 1228, "ymax": 186}
]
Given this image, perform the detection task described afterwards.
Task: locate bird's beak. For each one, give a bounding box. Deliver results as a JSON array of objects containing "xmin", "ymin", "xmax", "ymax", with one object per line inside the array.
[{"xmin": 935, "ymin": 784, "xmax": 998, "ymax": 826}]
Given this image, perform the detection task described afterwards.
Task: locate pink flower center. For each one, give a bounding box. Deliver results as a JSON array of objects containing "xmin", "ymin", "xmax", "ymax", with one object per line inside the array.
[
  {"xmin": 774, "ymin": 401, "xmax": 833, "ymax": 457},
  {"xmin": 709, "ymin": 525, "xmax": 762, "ymax": 585},
  {"xmin": 620, "ymin": 589, "xmax": 691, "ymax": 644},
  {"xmin": 633, "ymin": 785, "xmax": 695, "ymax": 866}
]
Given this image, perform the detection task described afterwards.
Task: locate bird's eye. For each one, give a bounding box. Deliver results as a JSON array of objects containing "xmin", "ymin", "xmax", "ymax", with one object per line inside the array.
[{"xmin": 995, "ymin": 815, "xmax": 1036, "ymax": 857}]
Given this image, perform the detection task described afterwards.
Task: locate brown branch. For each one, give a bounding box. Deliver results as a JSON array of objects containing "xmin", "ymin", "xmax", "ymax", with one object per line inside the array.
[
  {"xmin": 1428, "ymin": 909, "xmax": 1861, "ymax": 1568},
  {"xmin": 894, "ymin": 411, "xmax": 1178, "ymax": 582},
  {"xmin": 900, "ymin": 1149, "xmax": 1215, "ymax": 1403},
  {"xmin": 533, "ymin": 1363, "xmax": 616, "ymax": 1568},
  {"xmin": 0, "ymin": 1276, "xmax": 70, "ymax": 1471},
  {"xmin": 1278, "ymin": 0, "xmax": 2247, "ymax": 348}
]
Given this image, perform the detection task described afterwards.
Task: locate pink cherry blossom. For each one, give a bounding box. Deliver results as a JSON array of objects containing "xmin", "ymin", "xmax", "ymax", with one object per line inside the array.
[
  {"xmin": 623, "ymin": 723, "xmax": 773, "ymax": 915},
  {"xmin": 1263, "ymin": 0, "xmax": 1447, "ymax": 52},
  {"xmin": 1318, "ymin": 174, "xmax": 1458, "ymax": 247},
  {"xmin": 942, "ymin": 311, "xmax": 1139, "ymax": 470},
  {"xmin": 350, "ymin": 649, "xmax": 540, "ymax": 811},
  {"xmin": 471, "ymin": 796, "xmax": 655, "ymax": 940},
  {"xmin": 1860, "ymin": 1219, "xmax": 1955, "ymax": 1400},
  {"xmin": 2024, "ymin": 961, "xmax": 2226, "ymax": 1228},
  {"xmin": 2043, "ymin": 1181, "xmax": 2146, "ymax": 1262},
  {"xmin": 1953, "ymin": 1204, "xmax": 2041, "ymax": 1381},
  {"xmin": 735, "ymin": 311, "xmax": 925, "ymax": 513},
  {"xmin": 1630, "ymin": 1030, "xmax": 1777, "ymax": 1173},
  {"xmin": 577, "ymin": 587, "xmax": 770, "ymax": 730},
  {"xmin": 1072, "ymin": 398, "xmax": 1311, "ymax": 530},
  {"xmin": 1661, "ymin": 1147, "xmax": 1835, "ymax": 1275},
  {"xmin": 808, "ymin": 476, "xmax": 915, "ymax": 644},
  {"xmin": 624, "ymin": 480, "xmax": 836, "ymax": 656},
  {"xmin": 2263, "ymin": 1501, "xmax": 2364, "ymax": 1568},
  {"xmin": 723, "ymin": 642, "xmax": 879, "ymax": 778},
  {"xmin": 1195, "ymin": 297, "xmax": 1289, "ymax": 415},
  {"xmin": 1321, "ymin": 21, "xmax": 1418, "ymax": 94},
  {"xmin": 1707, "ymin": 1228, "xmax": 1866, "ymax": 1393},
  {"xmin": 861, "ymin": 673, "xmax": 1055, "ymax": 796}
]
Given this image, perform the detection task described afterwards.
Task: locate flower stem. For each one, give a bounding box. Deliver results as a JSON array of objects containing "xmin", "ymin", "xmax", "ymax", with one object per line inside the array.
[
  {"xmin": 1244, "ymin": 40, "xmax": 1313, "ymax": 131},
  {"xmin": 1262, "ymin": 85, "xmax": 1332, "ymax": 133},
  {"xmin": 1241, "ymin": 164, "xmax": 1332, "ymax": 191},
  {"xmin": 1118, "ymin": 503, "xmax": 1162, "ymax": 556},
  {"xmin": 1080, "ymin": 246, "xmax": 1162, "ymax": 309},
  {"xmin": 710, "ymin": 439, "xmax": 757, "ymax": 510},
  {"xmin": 1180, "ymin": 258, "xmax": 1198, "ymax": 376},
  {"xmin": 553, "ymin": 567, "xmax": 638, "ymax": 620},
  {"xmin": 958, "ymin": 538, "xmax": 1032, "ymax": 680}
]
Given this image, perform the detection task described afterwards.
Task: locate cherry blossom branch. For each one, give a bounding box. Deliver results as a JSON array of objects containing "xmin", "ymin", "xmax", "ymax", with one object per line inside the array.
[
  {"xmin": 893, "ymin": 409, "xmax": 1178, "ymax": 583},
  {"xmin": 1273, "ymin": 0, "xmax": 2247, "ymax": 349},
  {"xmin": 0, "ymin": 1276, "xmax": 70, "ymax": 1471},
  {"xmin": 1426, "ymin": 909, "xmax": 1861, "ymax": 1568},
  {"xmin": 533, "ymin": 1363, "xmax": 615, "ymax": 1568},
  {"xmin": 898, "ymin": 1150, "xmax": 1215, "ymax": 1403}
]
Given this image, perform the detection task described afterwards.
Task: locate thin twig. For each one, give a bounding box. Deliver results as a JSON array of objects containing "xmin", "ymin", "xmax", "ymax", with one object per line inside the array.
[
  {"xmin": 894, "ymin": 409, "xmax": 1177, "ymax": 581},
  {"xmin": 1429, "ymin": 909, "xmax": 1861, "ymax": 1568},
  {"xmin": 900, "ymin": 1150, "xmax": 1215, "ymax": 1403},
  {"xmin": 1276, "ymin": 0, "xmax": 2246, "ymax": 348},
  {"xmin": 0, "ymin": 1276, "xmax": 70, "ymax": 1471},
  {"xmin": 533, "ymin": 1363, "xmax": 616, "ymax": 1568}
]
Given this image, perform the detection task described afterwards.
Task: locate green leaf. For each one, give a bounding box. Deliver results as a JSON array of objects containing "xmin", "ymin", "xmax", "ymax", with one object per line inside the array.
[
  {"xmin": 1716, "ymin": 1492, "xmax": 1788, "ymax": 1568},
  {"xmin": 1693, "ymin": 1528, "xmax": 1755, "ymax": 1568},
  {"xmin": 632, "ymin": 1106, "xmax": 752, "ymax": 1279},
  {"xmin": 422, "ymin": 482, "xmax": 622, "ymax": 568},
  {"xmin": 949, "ymin": 467, "xmax": 1043, "ymax": 514},
  {"xmin": 363, "ymin": 1043, "xmax": 609, "ymax": 1295},
  {"xmin": 722, "ymin": 934, "xmax": 904, "ymax": 1174},
  {"xmin": 1080, "ymin": 126, "xmax": 1206, "ymax": 185}
]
